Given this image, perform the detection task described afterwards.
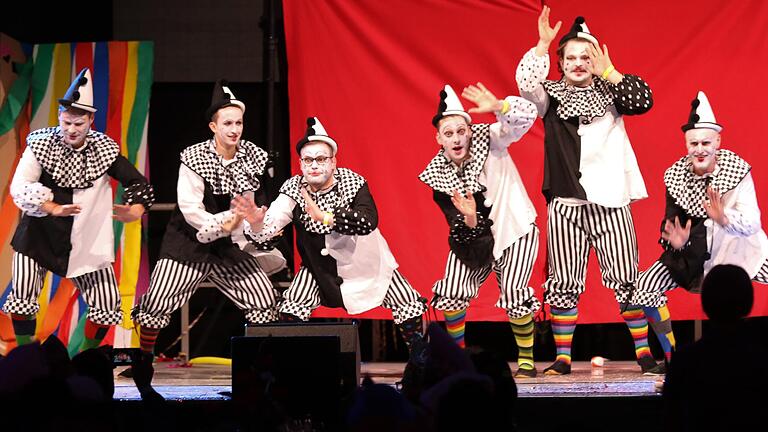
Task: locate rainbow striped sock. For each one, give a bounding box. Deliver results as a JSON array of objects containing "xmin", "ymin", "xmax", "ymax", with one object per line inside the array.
[
  {"xmin": 11, "ymin": 314, "xmax": 36, "ymax": 346},
  {"xmin": 550, "ymin": 307, "xmax": 578, "ymax": 364},
  {"xmin": 643, "ymin": 305, "xmax": 676, "ymax": 362},
  {"xmin": 620, "ymin": 306, "xmax": 653, "ymax": 360},
  {"xmin": 509, "ymin": 314, "xmax": 535, "ymax": 370},
  {"xmin": 444, "ymin": 309, "xmax": 467, "ymax": 348},
  {"xmin": 139, "ymin": 326, "xmax": 161, "ymax": 354}
]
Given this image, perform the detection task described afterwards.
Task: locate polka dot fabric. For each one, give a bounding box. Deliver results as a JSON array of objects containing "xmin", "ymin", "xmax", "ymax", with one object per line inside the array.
[
  {"xmin": 450, "ymin": 212, "xmax": 493, "ymax": 244},
  {"xmin": 418, "ymin": 123, "xmax": 491, "ymax": 195},
  {"xmin": 280, "ymin": 167, "xmax": 366, "ymax": 235},
  {"xmin": 14, "ymin": 182, "xmax": 54, "ymax": 217},
  {"xmin": 123, "ymin": 182, "xmax": 156, "ymax": 210},
  {"xmin": 665, "ymin": 149, "xmax": 751, "ymax": 219},
  {"xmin": 180, "ymin": 139, "xmax": 268, "ymax": 196},
  {"xmin": 27, "ymin": 127, "xmax": 120, "ymax": 189}
]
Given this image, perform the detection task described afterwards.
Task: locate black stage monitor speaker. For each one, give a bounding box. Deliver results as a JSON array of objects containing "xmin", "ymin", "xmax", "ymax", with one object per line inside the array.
[
  {"xmin": 243, "ymin": 321, "xmax": 361, "ymax": 392},
  {"xmin": 231, "ymin": 335, "xmax": 341, "ymax": 426}
]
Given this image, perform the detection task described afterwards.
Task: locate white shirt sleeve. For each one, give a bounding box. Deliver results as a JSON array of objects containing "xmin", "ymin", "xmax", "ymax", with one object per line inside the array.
[
  {"xmin": 488, "ymin": 96, "xmax": 538, "ymax": 151},
  {"xmin": 177, "ymin": 163, "xmax": 235, "ymax": 243},
  {"xmin": 515, "ymin": 47, "xmax": 551, "ymax": 117},
  {"xmin": 243, "ymin": 193, "xmax": 297, "ymax": 242},
  {"xmin": 10, "ymin": 147, "xmax": 53, "ymax": 217},
  {"xmin": 722, "ymin": 172, "xmax": 762, "ymax": 237}
]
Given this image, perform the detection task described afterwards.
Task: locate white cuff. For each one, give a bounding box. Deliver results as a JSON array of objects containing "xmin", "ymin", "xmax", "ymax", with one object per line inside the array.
[
  {"xmin": 196, "ymin": 210, "xmax": 235, "ymax": 243},
  {"xmin": 13, "ymin": 183, "xmax": 53, "ymax": 218}
]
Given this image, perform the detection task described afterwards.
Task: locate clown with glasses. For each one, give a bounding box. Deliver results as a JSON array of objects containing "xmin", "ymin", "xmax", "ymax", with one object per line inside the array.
[{"xmin": 234, "ymin": 117, "xmax": 428, "ymax": 350}]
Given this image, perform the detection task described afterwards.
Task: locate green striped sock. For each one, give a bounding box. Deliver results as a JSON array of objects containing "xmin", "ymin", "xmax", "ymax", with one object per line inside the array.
[{"xmin": 509, "ymin": 314, "xmax": 535, "ymax": 370}]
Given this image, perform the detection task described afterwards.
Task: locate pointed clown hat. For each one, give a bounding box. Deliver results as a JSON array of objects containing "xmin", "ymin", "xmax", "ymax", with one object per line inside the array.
[
  {"xmin": 206, "ymin": 79, "xmax": 246, "ymax": 120},
  {"xmin": 682, "ymin": 91, "xmax": 722, "ymax": 133},
  {"xmin": 59, "ymin": 68, "xmax": 96, "ymax": 112},
  {"xmin": 296, "ymin": 117, "xmax": 338, "ymax": 155},
  {"xmin": 559, "ymin": 16, "xmax": 598, "ymax": 46},
  {"xmin": 432, "ymin": 84, "xmax": 472, "ymax": 128}
]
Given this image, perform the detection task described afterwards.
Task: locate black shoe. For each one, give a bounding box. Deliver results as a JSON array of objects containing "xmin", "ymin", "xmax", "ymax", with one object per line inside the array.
[
  {"xmin": 543, "ymin": 360, "xmax": 571, "ymax": 376},
  {"xmin": 638, "ymin": 356, "xmax": 666, "ymax": 375},
  {"xmin": 279, "ymin": 312, "xmax": 301, "ymax": 322},
  {"xmin": 514, "ymin": 367, "xmax": 537, "ymax": 378}
]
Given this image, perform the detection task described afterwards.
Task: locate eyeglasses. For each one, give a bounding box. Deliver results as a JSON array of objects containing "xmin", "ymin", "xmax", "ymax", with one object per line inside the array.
[{"xmin": 300, "ymin": 156, "xmax": 332, "ymax": 166}]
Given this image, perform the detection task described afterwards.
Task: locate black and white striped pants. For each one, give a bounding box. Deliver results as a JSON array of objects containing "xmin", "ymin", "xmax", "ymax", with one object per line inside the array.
[
  {"xmin": 1, "ymin": 252, "xmax": 123, "ymax": 325},
  {"xmin": 544, "ymin": 200, "xmax": 638, "ymax": 309},
  {"xmin": 280, "ymin": 267, "xmax": 426, "ymax": 324},
  {"xmin": 431, "ymin": 225, "xmax": 541, "ymax": 319},
  {"xmin": 633, "ymin": 259, "xmax": 768, "ymax": 307},
  {"xmin": 133, "ymin": 258, "xmax": 278, "ymax": 329}
]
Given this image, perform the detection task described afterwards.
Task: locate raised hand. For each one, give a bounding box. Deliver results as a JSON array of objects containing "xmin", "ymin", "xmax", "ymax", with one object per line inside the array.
[
  {"xmin": 112, "ymin": 204, "xmax": 145, "ymax": 222},
  {"xmin": 537, "ymin": 6, "xmax": 562, "ymax": 50},
  {"xmin": 587, "ymin": 43, "xmax": 616, "ymax": 80},
  {"xmin": 221, "ymin": 213, "xmax": 244, "ymax": 234},
  {"xmin": 451, "ymin": 189, "xmax": 478, "ymax": 228},
  {"xmin": 462, "ymin": 82, "xmax": 503, "ymax": 114},
  {"xmin": 703, "ymin": 186, "xmax": 728, "ymax": 226},
  {"xmin": 232, "ymin": 194, "xmax": 267, "ymax": 227},
  {"xmin": 300, "ymin": 187, "xmax": 326, "ymax": 222},
  {"xmin": 661, "ymin": 216, "xmax": 692, "ymax": 250}
]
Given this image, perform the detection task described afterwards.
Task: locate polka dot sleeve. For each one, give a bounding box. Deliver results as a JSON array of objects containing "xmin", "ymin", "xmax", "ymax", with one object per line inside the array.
[
  {"xmin": 450, "ymin": 212, "xmax": 493, "ymax": 244},
  {"xmin": 122, "ymin": 182, "xmax": 156, "ymax": 210},
  {"xmin": 195, "ymin": 210, "xmax": 235, "ymax": 243},
  {"xmin": 12, "ymin": 182, "xmax": 53, "ymax": 218},
  {"xmin": 609, "ymin": 74, "xmax": 653, "ymax": 115},
  {"xmin": 515, "ymin": 47, "xmax": 549, "ymax": 92},
  {"xmin": 332, "ymin": 183, "xmax": 378, "ymax": 236}
]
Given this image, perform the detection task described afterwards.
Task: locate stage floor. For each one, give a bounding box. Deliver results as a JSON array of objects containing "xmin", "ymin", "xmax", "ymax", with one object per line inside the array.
[{"xmin": 113, "ymin": 360, "xmax": 663, "ymax": 401}]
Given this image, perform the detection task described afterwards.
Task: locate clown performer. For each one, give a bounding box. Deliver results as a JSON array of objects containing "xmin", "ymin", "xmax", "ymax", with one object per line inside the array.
[
  {"xmin": 234, "ymin": 117, "xmax": 428, "ymax": 349},
  {"xmin": 132, "ymin": 80, "xmax": 285, "ymax": 356},
  {"xmin": 419, "ymin": 83, "xmax": 542, "ymax": 378},
  {"xmin": 632, "ymin": 91, "xmax": 768, "ymax": 368},
  {"xmin": 516, "ymin": 7, "xmax": 663, "ymax": 375},
  {"xmin": 2, "ymin": 68, "xmax": 155, "ymax": 352}
]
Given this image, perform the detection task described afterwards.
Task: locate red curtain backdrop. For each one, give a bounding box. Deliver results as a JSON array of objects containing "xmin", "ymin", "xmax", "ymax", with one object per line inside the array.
[{"xmin": 283, "ymin": 0, "xmax": 768, "ymax": 323}]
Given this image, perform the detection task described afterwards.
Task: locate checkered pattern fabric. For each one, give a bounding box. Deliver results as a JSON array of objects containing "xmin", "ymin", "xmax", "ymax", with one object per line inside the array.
[
  {"xmin": 26, "ymin": 127, "xmax": 120, "ymax": 189},
  {"xmin": 418, "ymin": 123, "xmax": 491, "ymax": 195},
  {"xmin": 542, "ymin": 77, "xmax": 614, "ymax": 123},
  {"xmin": 180, "ymin": 139, "xmax": 268, "ymax": 196},
  {"xmin": 279, "ymin": 167, "xmax": 365, "ymax": 235},
  {"xmin": 664, "ymin": 149, "xmax": 751, "ymax": 219}
]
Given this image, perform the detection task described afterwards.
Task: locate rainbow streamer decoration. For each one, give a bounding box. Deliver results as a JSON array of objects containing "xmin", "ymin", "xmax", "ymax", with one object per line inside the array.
[{"xmin": 0, "ymin": 38, "xmax": 153, "ymax": 355}]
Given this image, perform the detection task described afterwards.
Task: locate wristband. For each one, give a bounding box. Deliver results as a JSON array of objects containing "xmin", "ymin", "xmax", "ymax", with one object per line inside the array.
[
  {"xmin": 500, "ymin": 99, "xmax": 511, "ymax": 115},
  {"xmin": 601, "ymin": 65, "xmax": 615, "ymax": 80},
  {"xmin": 322, "ymin": 212, "xmax": 333, "ymax": 226}
]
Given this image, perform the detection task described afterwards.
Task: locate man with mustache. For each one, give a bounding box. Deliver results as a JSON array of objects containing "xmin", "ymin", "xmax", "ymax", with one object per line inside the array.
[
  {"xmin": 632, "ymin": 91, "xmax": 768, "ymax": 367},
  {"xmin": 516, "ymin": 7, "xmax": 661, "ymax": 375},
  {"xmin": 234, "ymin": 117, "xmax": 427, "ymax": 350},
  {"xmin": 419, "ymin": 84, "xmax": 542, "ymax": 377},
  {"xmin": 132, "ymin": 80, "xmax": 285, "ymax": 356},
  {"xmin": 2, "ymin": 69, "xmax": 155, "ymax": 352}
]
